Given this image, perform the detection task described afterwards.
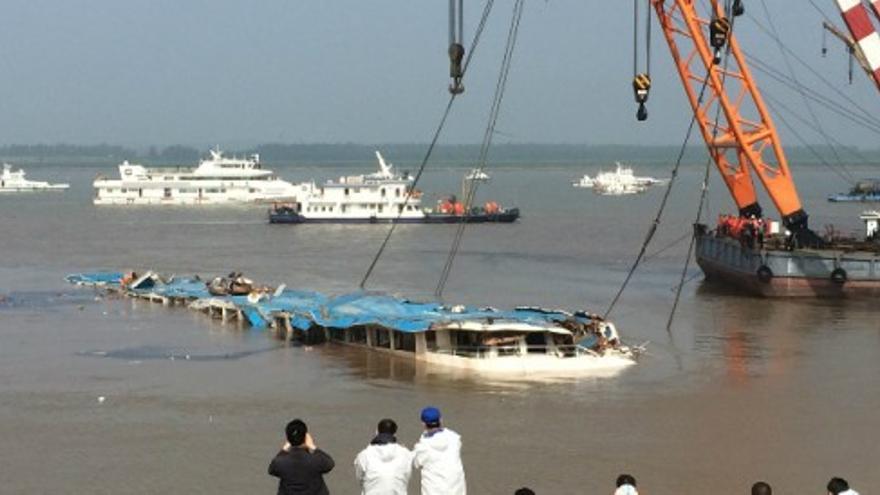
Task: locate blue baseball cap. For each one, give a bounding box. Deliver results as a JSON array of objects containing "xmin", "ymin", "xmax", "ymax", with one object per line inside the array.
[{"xmin": 420, "ymin": 406, "xmax": 441, "ymax": 424}]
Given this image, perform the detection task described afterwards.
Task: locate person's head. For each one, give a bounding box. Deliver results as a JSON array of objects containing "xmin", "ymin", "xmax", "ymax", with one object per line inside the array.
[
  {"xmin": 285, "ymin": 419, "xmax": 308, "ymax": 447},
  {"xmin": 616, "ymin": 474, "xmax": 636, "ymax": 488},
  {"xmin": 514, "ymin": 489, "xmax": 535, "ymax": 495},
  {"xmin": 615, "ymin": 474, "xmax": 638, "ymax": 495},
  {"xmin": 420, "ymin": 406, "xmax": 442, "ymax": 428},
  {"xmin": 827, "ymin": 477, "xmax": 849, "ymax": 495},
  {"xmin": 377, "ymin": 418, "xmax": 397, "ymax": 435},
  {"xmin": 751, "ymin": 481, "xmax": 772, "ymax": 495}
]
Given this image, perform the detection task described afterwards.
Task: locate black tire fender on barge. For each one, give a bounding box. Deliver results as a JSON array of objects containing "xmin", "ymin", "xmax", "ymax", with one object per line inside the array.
[
  {"xmin": 830, "ymin": 267, "xmax": 847, "ymax": 285},
  {"xmin": 756, "ymin": 265, "xmax": 774, "ymax": 284}
]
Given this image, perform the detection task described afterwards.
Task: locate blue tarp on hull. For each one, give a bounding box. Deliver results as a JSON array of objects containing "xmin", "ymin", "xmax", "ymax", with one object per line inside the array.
[{"xmin": 66, "ymin": 272, "xmax": 597, "ymax": 334}]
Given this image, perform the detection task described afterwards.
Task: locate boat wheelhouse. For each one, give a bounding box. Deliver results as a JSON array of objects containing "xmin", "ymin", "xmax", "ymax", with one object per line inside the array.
[
  {"xmin": 0, "ymin": 164, "xmax": 69, "ymax": 192},
  {"xmin": 92, "ymin": 148, "xmax": 298, "ymax": 205}
]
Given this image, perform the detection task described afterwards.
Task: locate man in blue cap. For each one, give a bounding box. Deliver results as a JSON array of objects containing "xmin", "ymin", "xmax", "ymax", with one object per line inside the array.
[{"xmin": 412, "ymin": 406, "xmax": 466, "ymax": 495}]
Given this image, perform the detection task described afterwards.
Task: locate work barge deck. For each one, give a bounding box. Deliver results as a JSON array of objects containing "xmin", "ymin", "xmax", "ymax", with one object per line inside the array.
[{"xmin": 66, "ymin": 272, "xmax": 637, "ymax": 375}]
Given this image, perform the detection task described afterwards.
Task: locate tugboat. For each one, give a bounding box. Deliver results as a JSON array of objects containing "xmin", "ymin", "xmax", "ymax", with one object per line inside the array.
[{"xmin": 268, "ymin": 151, "xmax": 518, "ymax": 224}]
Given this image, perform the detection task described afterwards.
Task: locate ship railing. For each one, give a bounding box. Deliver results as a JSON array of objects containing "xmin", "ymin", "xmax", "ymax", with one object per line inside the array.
[{"xmin": 430, "ymin": 344, "xmax": 599, "ymax": 359}]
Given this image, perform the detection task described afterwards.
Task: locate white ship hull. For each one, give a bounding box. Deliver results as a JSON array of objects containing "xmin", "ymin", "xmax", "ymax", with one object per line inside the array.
[
  {"xmin": 1, "ymin": 164, "xmax": 69, "ymax": 192},
  {"xmin": 92, "ymin": 148, "xmax": 297, "ymax": 205}
]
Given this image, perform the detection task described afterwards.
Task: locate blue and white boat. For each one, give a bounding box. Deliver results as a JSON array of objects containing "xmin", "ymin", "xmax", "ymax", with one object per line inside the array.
[{"xmin": 828, "ymin": 179, "xmax": 880, "ymax": 202}]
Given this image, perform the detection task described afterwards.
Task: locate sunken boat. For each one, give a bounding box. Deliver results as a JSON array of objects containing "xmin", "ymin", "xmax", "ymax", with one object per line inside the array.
[{"xmin": 67, "ymin": 271, "xmax": 637, "ymax": 376}]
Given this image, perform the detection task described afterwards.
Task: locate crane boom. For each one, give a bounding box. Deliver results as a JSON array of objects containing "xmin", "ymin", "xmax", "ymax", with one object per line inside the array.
[{"xmin": 651, "ymin": 0, "xmax": 812, "ymax": 235}]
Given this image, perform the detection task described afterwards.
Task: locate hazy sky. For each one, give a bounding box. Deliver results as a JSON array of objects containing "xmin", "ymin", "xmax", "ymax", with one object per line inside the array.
[{"xmin": 0, "ymin": 1, "xmax": 877, "ymax": 147}]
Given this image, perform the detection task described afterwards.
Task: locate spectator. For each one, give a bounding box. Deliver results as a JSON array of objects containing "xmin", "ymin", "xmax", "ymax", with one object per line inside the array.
[
  {"xmin": 827, "ymin": 477, "xmax": 859, "ymax": 495},
  {"xmin": 268, "ymin": 419, "xmax": 335, "ymax": 495},
  {"xmin": 354, "ymin": 418, "xmax": 413, "ymax": 495},
  {"xmin": 614, "ymin": 474, "xmax": 638, "ymax": 495},
  {"xmin": 412, "ymin": 406, "xmax": 466, "ymax": 495},
  {"xmin": 751, "ymin": 481, "xmax": 772, "ymax": 495}
]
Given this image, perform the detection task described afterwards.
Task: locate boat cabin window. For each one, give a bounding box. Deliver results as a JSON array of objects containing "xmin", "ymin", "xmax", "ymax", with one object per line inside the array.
[
  {"xmin": 344, "ymin": 188, "xmax": 350, "ymax": 196},
  {"xmin": 381, "ymin": 188, "xmax": 386, "ymax": 197},
  {"xmin": 374, "ymin": 329, "xmax": 391, "ymax": 349},
  {"xmin": 425, "ymin": 331, "xmax": 437, "ymax": 351},
  {"xmin": 395, "ymin": 332, "xmax": 416, "ymax": 352},
  {"xmin": 395, "ymin": 188, "xmax": 401, "ymax": 197},
  {"xmin": 341, "ymin": 205, "xmax": 347, "ymax": 213}
]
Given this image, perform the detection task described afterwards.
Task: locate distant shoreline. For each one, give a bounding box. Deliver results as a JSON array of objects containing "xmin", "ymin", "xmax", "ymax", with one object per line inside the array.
[{"xmin": 1, "ymin": 143, "xmax": 877, "ymax": 167}]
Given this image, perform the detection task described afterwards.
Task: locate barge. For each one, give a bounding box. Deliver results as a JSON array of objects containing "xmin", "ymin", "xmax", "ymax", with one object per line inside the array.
[
  {"xmin": 67, "ymin": 271, "xmax": 636, "ymax": 376},
  {"xmin": 695, "ymin": 212, "xmax": 880, "ymax": 297}
]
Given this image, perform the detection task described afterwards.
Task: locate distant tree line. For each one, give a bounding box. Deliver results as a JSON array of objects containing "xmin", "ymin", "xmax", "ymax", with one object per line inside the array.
[{"xmin": 1, "ymin": 142, "xmax": 877, "ymax": 167}]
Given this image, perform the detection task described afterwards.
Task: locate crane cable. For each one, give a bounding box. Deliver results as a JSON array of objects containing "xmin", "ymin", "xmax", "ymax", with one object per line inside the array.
[
  {"xmin": 360, "ymin": 0, "xmax": 496, "ymax": 290},
  {"xmin": 435, "ymin": 0, "xmax": 525, "ymax": 298},
  {"xmin": 667, "ymin": 0, "xmax": 742, "ymax": 333},
  {"xmin": 632, "ymin": 0, "xmax": 653, "ymax": 121},
  {"xmin": 756, "ymin": 0, "xmax": 852, "ymax": 183},
  {"xmin": 605, "ymin": 0, "xmax": 735, "ymax": 320}
]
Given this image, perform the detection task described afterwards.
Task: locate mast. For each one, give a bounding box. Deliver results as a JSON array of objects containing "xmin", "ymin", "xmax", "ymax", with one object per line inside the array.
[{"xmin": 651, "ymin": 0, "xmax": 814, "ymax": 238}]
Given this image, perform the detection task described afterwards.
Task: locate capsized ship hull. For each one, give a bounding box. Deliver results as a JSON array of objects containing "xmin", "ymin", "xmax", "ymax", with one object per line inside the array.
[{"xmin": 695, "ymin": 224, "xmax": 880, "ymax": 298}]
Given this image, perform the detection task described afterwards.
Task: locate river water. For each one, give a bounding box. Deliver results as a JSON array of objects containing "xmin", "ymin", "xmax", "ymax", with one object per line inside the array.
[{"xmin": 1, "ymin": 160, "xmax": 878, "ymax": 494}]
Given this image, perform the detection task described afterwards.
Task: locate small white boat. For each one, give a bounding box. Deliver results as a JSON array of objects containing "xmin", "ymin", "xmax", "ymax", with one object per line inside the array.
[
  {"xmin": 0, "ymin": 164, "xmax": 69, "ymax": 192},
  {"xmin": 572, "ymin": 162, "xmax": 665, "ymax": 196},
  {"xmin": 92, "ymin": 148, "xmax": 298, "ymax": 205},
  {"xmin": 465, "ymin": 168, "xmax": 491, "ymax": 181}
]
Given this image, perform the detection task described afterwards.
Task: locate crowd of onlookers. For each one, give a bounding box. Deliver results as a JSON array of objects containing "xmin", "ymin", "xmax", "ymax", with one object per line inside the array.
[{"xmin": 267, "ymin": 407, "xmax": 861, "ymax": 495}]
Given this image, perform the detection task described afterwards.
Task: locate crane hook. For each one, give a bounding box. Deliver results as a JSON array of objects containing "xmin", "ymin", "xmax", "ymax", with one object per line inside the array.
[
  {"xmin": 633, "ymin": 73, "xmax": 652, "ymax": 121},
  {"xmin": 449, "ymin": 43, "xmax": 465, "ymax": 94},
  {"xmin": 710, "ymin": 17, "xmax": 731, "ymax": 64}
]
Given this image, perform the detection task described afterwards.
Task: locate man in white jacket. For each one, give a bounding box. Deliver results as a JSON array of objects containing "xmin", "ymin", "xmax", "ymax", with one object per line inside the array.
[
  {"xmin": 412, "ymin": 406, "xmax": 466, "ymax": 495},
  {"xmin": 354, "ymin": 418, "xmax": 413, "ymax": 495},
  {"xmin": 827, "ymin": 476, "xmax": 860, "ymax": 495}
]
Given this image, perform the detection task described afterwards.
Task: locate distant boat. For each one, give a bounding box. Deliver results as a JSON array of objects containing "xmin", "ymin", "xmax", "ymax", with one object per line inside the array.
[
  {"xmin": 572, "ymin": 162, "xmax": 665, "ymax": 196},
  {"xmin": 268, "ymin": 151, "xmax": 519, "ymax": 224},
  {"xmin": 92, "ymin": 148, "xmax": 298, "ymax": 205},
  {"xmin": 828, "ymin": 178, "xmax": 880, "ymax": 202},
  {"xmin": 0, "ymin": 164, "xmax": 69, "ymax": 192},
  {"xmin": 464, "ymin": 168, "xmax": 491, "ymax": 181}
]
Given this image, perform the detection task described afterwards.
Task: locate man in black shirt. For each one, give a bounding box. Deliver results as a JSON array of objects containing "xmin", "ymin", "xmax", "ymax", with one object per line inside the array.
[{"xmin": 268, "ymin": 419, "xmax": 335, "ymax": 495}]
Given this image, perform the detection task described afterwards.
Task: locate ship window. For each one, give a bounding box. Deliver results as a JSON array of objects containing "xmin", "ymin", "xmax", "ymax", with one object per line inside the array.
[
  {"xmin": 221, "ymin": 188, "xmax": 227, "ymax": 193},
  {"xmin": 398, "ymin": 205, "xmax": 404, "ymax": 213},
  {"xmin": 378, "ymin": 205, "xmax": 383, "ymax": 213},
  {"xmin": 354, "ymin": 188, "xmax": 360, "ymax": 193},
  {"xmin": 329, "ymin": 206, "xmax": 334, "ymax": 212},
  {"xmin": 381, "ymin": 188, "xmax": 386, "ymax": 197},
  {"xmin": 344, "ymin": 188, "xmax": 350, "ymax": 196},
  {"xmin": 395, "ymin": 188, "xmax": 400, "ymax": 197},
  {"xmin": 120, "ymin": 188, "xmax": 127, "ymax": 193},
  {"xmin": 164, "ymin": 176, "xmax": 173, "ymax": 180},
  {"xmin": 341, "ymin": 205, "xmax": 347, "ymax": 213},
  {"xmin": 249, "ymin": 188, "xmax": 256, "ymax": 193}
]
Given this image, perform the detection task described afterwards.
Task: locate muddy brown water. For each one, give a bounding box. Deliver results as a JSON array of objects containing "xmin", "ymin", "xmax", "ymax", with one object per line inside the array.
[{"xmin": 1, "ymin": 163, "xmax": 878, "ymax": 493}]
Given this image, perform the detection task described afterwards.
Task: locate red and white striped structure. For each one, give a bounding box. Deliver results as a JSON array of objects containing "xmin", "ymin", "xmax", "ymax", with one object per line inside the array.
[{"xmin": 835, "ymin": 0, "xmax": 880, "ymax": 90}]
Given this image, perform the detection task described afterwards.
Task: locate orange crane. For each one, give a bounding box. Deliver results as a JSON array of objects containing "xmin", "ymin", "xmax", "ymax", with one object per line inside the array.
[{"xmin": 646, "ymin": 0, "xmax": 821, "ymax": 245}]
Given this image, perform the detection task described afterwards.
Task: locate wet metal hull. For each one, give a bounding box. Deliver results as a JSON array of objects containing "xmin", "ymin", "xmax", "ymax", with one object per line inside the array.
[
  {"xmin": 695, "ymin": 226, "xmax": 880, "ymax": 298},
  {"xmin": 269, "ymin": 209, "xmax": 520, "ymax": 224}
]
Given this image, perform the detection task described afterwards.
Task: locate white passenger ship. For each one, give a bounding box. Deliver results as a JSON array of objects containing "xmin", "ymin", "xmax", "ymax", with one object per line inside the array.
[
  {"xmin": 573, "ymin": 162, "xmax": 665, "ymax": 195},
  {"xmin": 93, "ymin": 148, "xmax": 298, "ymax": 205},
  {"xmin": 1, "ymin": 164, "xmax": 69, "ymax": 192},
  {"xmin": 272, "ymin": 151, "xmax": 426, "ymax": 222}
]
